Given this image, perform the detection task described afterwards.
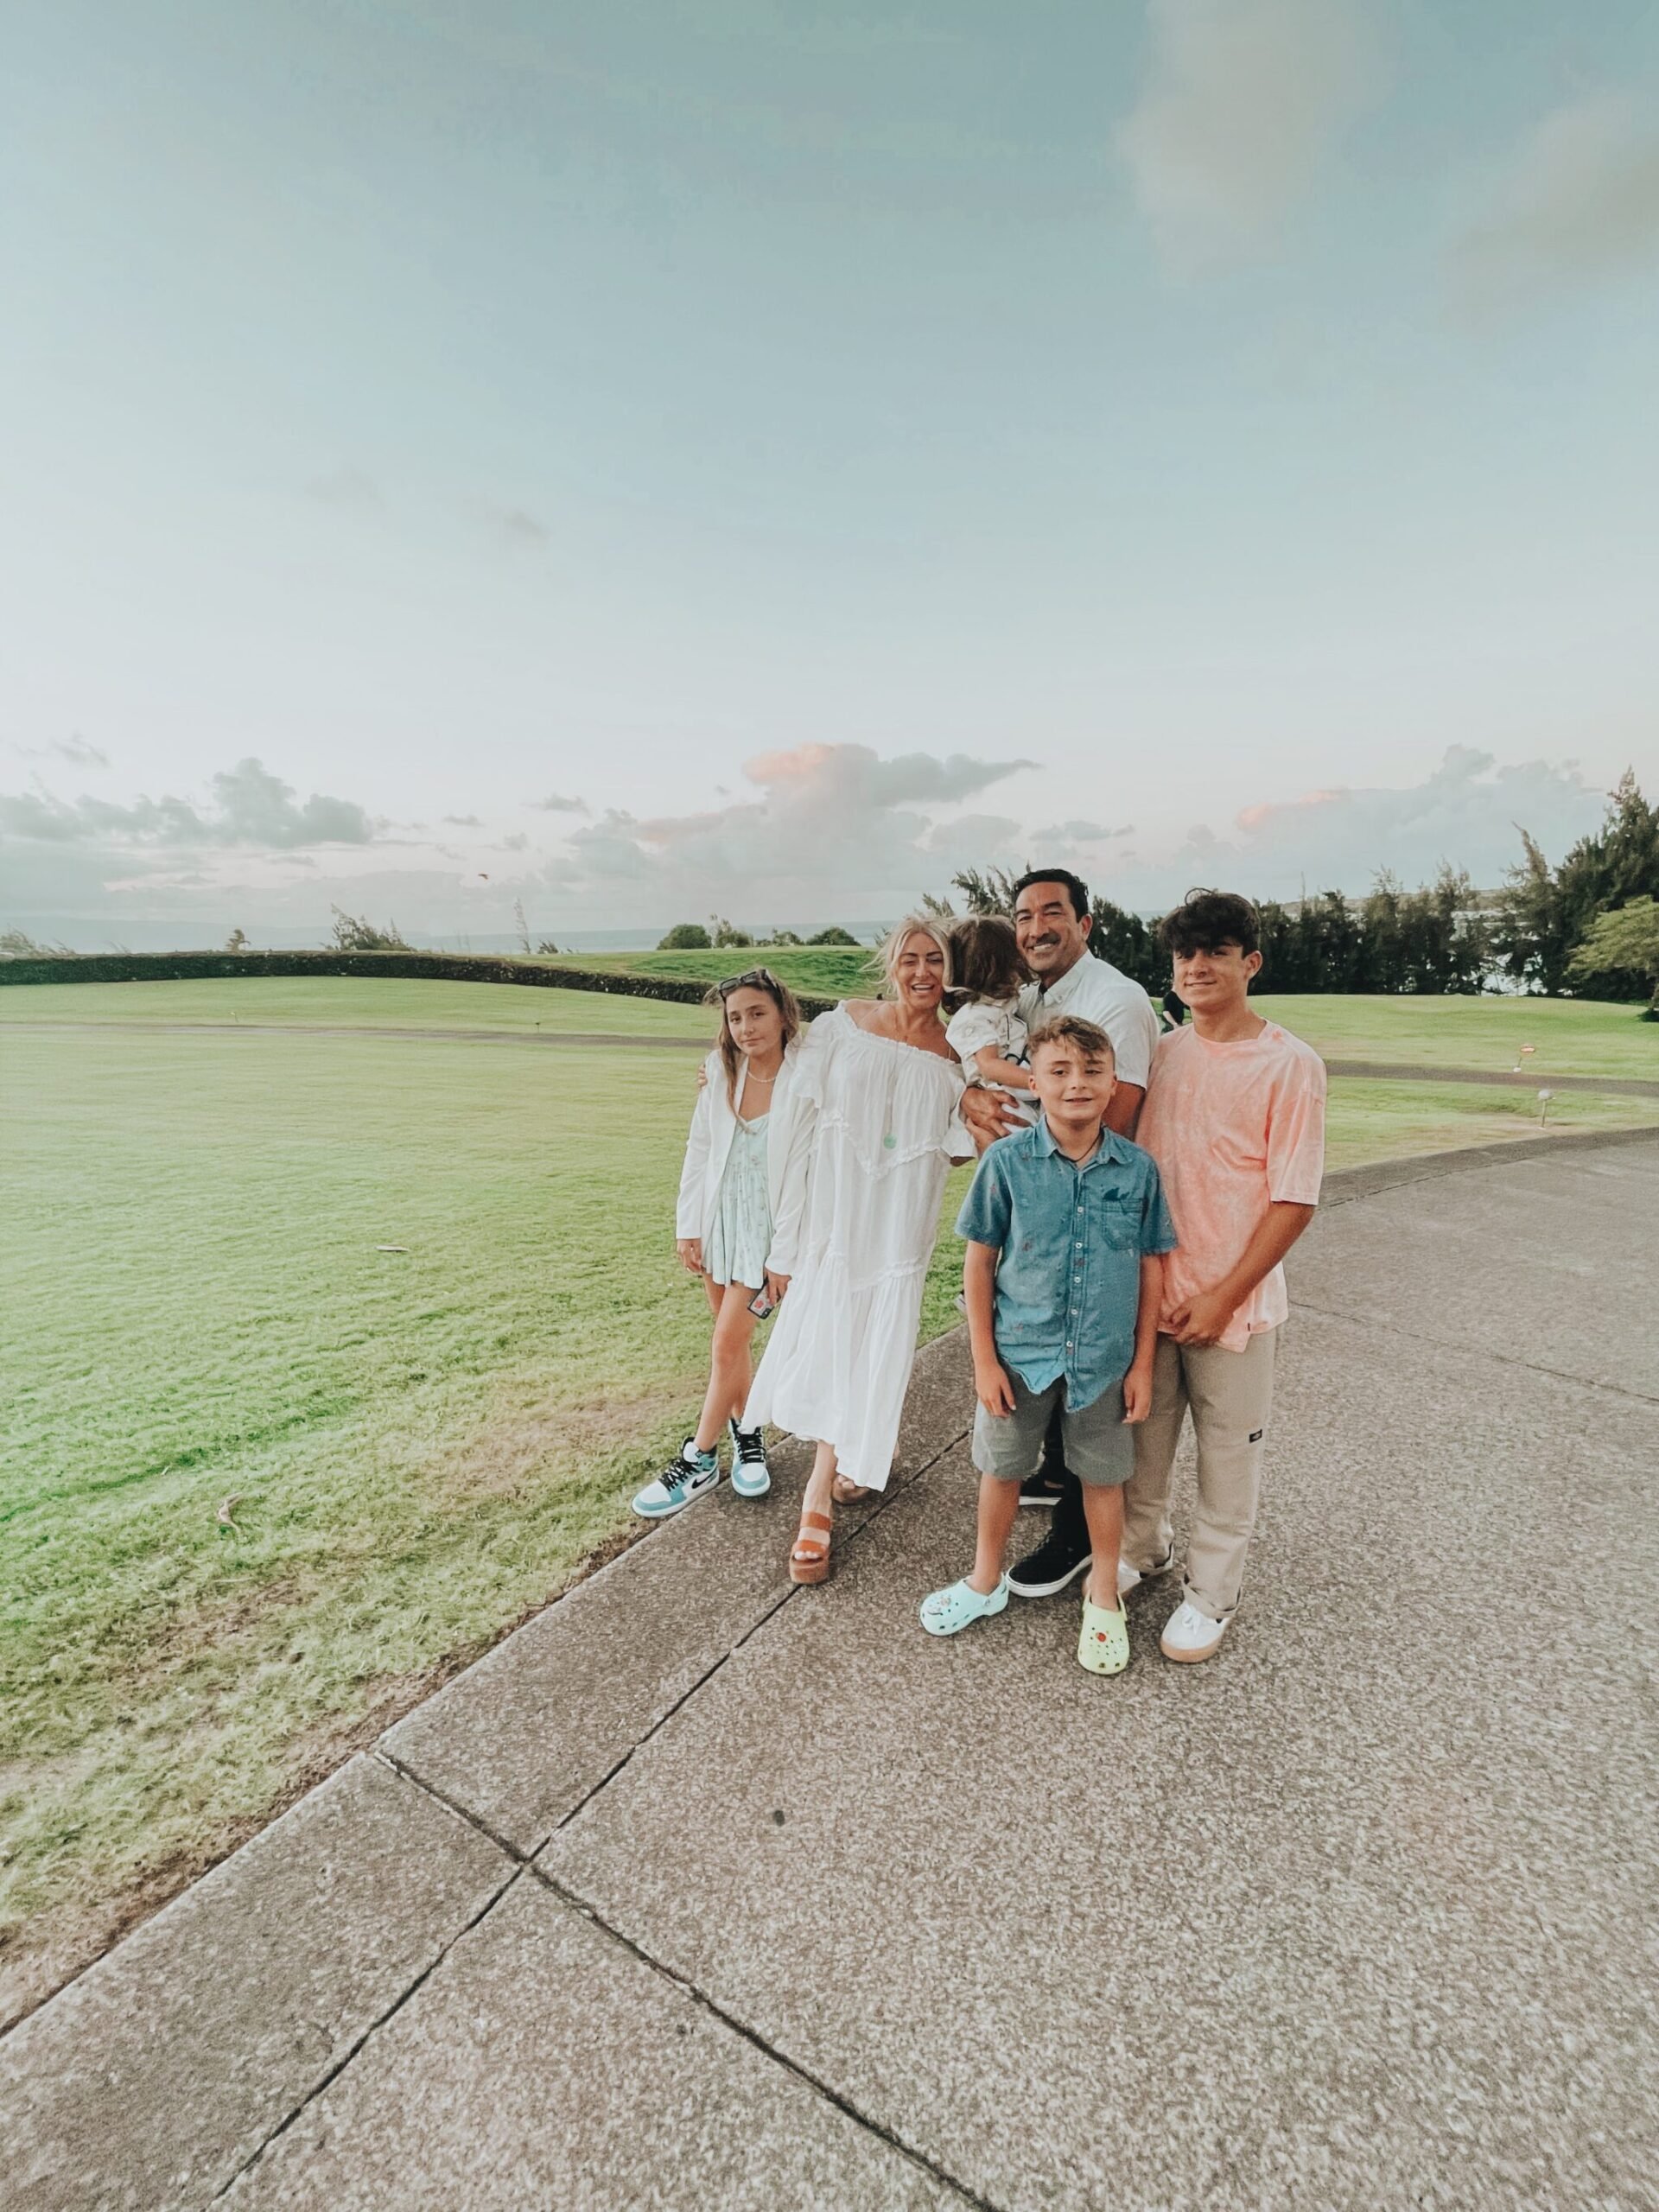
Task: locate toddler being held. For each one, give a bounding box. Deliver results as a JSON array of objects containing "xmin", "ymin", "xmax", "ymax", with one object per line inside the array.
[{"xmin": 944, "ymin": 915, "xmax": 1038, "ymax": 1149}]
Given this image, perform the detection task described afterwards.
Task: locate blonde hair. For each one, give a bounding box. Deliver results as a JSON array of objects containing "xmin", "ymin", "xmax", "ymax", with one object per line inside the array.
[{"xmin": 876, "ymin": 915, "xmax": 953, "ymax": 1000}]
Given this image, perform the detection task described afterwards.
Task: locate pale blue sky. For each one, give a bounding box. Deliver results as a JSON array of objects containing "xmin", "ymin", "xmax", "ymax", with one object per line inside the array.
[{"xmin": 3, "ymin": 1, "xmax": 1657, "ymax": 942}]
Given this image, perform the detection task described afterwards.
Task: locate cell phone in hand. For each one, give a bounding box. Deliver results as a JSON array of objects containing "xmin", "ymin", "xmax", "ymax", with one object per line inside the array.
[{"xmin": 748, "ymin": 1285, "xmax": 777, "ymax": 1319}]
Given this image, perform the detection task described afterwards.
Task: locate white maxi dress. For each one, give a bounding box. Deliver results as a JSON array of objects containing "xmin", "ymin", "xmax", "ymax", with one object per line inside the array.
[{"xmin": 744, "ymin": 1004, "xmax": 967, "ymax": 1491}]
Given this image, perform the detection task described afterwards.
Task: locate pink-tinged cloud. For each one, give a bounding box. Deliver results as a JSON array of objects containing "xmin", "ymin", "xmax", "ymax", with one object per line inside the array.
[
  {"xmin": 1166, "ymin": 747, "xmax": 1609, "ymax": 897},
  {"xmin": 1235, "ymin": 789, "xmax": 1343, "ymax": 832},
  {"xmin": 543, "ymin": 741, "xmax": 1033, "ymax": 913}
]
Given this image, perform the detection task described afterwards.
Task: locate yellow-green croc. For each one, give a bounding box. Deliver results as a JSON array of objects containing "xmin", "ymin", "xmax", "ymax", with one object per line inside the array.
[{"xmin": 1078, "ymin": 1593, "xmax": 1130, "ymax": 1675}]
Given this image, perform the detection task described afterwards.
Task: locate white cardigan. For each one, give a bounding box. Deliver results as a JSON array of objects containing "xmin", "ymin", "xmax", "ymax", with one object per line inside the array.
[{"xmin": 675, "ymin": 1041, "xmax": 805, "ymax": 1249}]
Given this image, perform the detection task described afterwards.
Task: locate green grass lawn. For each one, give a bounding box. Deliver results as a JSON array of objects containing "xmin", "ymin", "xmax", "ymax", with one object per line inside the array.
[
  {"xmin": 0, "ymin": 976, "xmax": 715, "ymax": 1039},
  {"xmin": 0, "ymin": 1012, "xmax": 965, "ymax": 2021},
  {"xmin": 10, "ymin": 969, "xmax": 1650, "ymax": 1079},
  {"xmin": 1323, "ymin": 1076, "xmax": 1656, "ymax": 1169},
  {"xmin": 549, "ymin": 945, "xmax": 879, "ymax": 999},
  {"xmin": 1249, "ymin": 994, "xmax": 1656, "ymax": 1079},
  {"xmin": 3, "ymin": 979, "xmax": 1654, "ymax": 2024}
]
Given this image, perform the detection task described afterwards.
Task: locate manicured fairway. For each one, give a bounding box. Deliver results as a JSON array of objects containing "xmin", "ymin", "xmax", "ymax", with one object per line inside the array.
[
  {"xmin": 0, "ymin": 976, "xmax": 715, "ymax": 1038},
  {"xmin": 549, "ymin": 945, "xmax": 875, "ymax": 998},
  {"xmin": 1322, "ymin": 1076, "xmax": 1655, "ymax": 1169},
  {"xmin": 0, "ymin": 1010, "xmax": 964, "ymax": 2020},
  {"xmin": 1252, "ymin": 993, "xmax": 1655, "ymax": 1080},
  {"xmin": 3, "ymin": 980, "xmax": 1654, "ymax": 2024},
  {"xmin": 6, "ymin": 975, "xmax": 1650, "ymax": 1078}
]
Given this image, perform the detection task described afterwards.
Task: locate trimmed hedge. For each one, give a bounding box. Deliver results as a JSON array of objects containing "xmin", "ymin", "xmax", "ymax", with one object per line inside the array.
[{"xmin": 0, "ymin": 949, "xmax": 839, "ymax": 1019}]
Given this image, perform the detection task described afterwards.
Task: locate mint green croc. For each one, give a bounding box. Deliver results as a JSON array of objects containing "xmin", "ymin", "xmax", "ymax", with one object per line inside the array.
[
  {"xmin": 1078, "ymin": 1592, "xmax": 1130, "ymax": 1675},
  {"xmin": 920, "ymin": 1575, "xmax": 1008, "ymax": 1637}
]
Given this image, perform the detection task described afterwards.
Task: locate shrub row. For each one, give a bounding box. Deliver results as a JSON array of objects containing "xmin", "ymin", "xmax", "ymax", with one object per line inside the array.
[{"xmin": 0, "ymin": 949, "xmax": 840, "ymax": 1018}]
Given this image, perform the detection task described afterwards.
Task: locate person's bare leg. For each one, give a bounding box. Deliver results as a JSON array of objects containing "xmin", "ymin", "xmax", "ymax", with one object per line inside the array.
[
  {"xmin": 692, "ymin": 1283, "xmax": 759, "ymax": 1452},
  {"xmin": 969, "ymin": 1472, "xmax": 1021, "ymax": 1593},
  {"xmin": 803, "ymin": 1439, "xmax": 838, "ymax": 1521},
  {"xmin": 1081, "ymin": 1483, "xmax": 1125, "ymax": 1609},
  {"xmin": 789, "ymin": 1438, "xmax": 841, "ymax": 1577}
]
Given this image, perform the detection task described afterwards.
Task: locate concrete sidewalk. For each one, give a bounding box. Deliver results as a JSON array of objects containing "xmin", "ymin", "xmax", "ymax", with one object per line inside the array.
[{"xmin": 6, "ymin": 1135, "xmax": 1657, "ymax": 2210}]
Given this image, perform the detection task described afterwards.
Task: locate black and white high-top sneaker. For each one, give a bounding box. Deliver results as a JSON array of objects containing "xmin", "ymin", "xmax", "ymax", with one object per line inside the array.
[
  {"xmin": 728, "ymin": 1418, "xmax": 772, "ymax": 1498},
  {"xmin": 632, "ymin": 1439, "xmax": 720, "ymax": 1520}
]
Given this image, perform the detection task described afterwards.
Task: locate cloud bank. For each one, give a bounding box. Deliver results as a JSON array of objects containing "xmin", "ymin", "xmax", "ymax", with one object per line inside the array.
[
  {"xmin": 541, "ymin": 743, "xmax": 1036, "ymax": 916},
  {"xmin": 1452, "ymin": 92, "xmax": 1659, "ymax": 318},
  {"xmin": 0, "ymin": 742, "xmax": 1625, "ymax": 944},
  {"xmin": 0, "ymin": 758, "xmax": 374, "ymax": 849},
  {"xmin": 1122, "ymin": 746, "xmax": 1609, "ymax": 905},
  {"xmin": 1117, "ymin": 0, "xmax": 1381, "ymax": 267}
]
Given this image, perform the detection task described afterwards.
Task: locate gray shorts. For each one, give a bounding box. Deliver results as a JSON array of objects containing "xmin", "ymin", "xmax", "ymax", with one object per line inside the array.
[{"xmin": 971, "ymin": 1369, "xmax": 1134, "ymax": 1490}]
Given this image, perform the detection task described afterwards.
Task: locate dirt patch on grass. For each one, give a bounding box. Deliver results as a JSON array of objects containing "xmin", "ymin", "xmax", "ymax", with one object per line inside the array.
[
  {"xmin": 436, "ymin": 1380, "xmax": 698, "ymax": 1502},
  {"xmin": 0, "ymin": 1516, "xmax": 652, "ymax": 2037},
  {"xmin": 126, "ymin": 1571, "xmax": 309, "ymax": 1678}
]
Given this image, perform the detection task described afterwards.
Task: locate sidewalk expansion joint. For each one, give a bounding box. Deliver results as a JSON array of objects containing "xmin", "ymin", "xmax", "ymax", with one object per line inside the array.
[
  {"xmin": 543, "ymin": 1421, "xmax": 975, "ymax": 1847},
  {"xmin": 1290, "ymin": 1298, "xmax": 1659, "ymax": 1408},
  {"xmin": 526, "ymin": 1856, "xmax": 1003, "ymax": 2212},
  {"xmin": 210, "ymin": 1427, "xmax": 987, "ymax": 2206},
  {"xmin": 208, "ymin": 1859, "xmax": 525, "ymax": 2203},
  {"xmin": 375, "ymin": 1746, "xmax": 533, "ymax": 1866}
]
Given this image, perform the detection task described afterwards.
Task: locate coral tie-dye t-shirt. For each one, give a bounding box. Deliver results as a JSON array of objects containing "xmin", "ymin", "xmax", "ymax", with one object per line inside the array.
[{"xmin": 1135, "ymin": 1020, "xmax": 1326, "ymax": 1352}]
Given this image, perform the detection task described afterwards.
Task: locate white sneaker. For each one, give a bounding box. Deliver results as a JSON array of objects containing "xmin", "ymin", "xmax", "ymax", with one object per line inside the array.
[
  {"xmin": 1160, "ymin": 1600, "xmax": 1231, "ymax": 1663},
  {"xmin": 1116, "ymin": 1550, "xmax": 1174, "ymax": 1599}
]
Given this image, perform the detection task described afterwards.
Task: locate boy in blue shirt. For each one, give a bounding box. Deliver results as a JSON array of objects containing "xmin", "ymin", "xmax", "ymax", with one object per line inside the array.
[{"xmin": 920, "ymin": 1015, "xmax": 1176, "ymax": 1674}]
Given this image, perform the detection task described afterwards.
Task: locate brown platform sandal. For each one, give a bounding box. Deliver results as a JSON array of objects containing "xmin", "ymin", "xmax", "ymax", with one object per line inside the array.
[
  {"xmin": 789, "ymin": 1508, "xmax": 834, "ymax": 1586},
  {"xmin": 831, "ymin": 1475, "xmax": 875, "ymax": 1505}
]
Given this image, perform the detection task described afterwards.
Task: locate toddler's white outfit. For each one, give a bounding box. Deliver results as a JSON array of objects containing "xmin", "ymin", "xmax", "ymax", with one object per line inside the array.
[{"xmin": 945, "ymin": 997, "xmax": 1039, "ymax": 1127}]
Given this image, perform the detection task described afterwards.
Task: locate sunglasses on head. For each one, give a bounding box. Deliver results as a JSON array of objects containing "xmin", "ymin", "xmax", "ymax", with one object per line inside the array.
[{"xmin": 716, "ymin": 968, "xmax": 779, "ymax": 996}]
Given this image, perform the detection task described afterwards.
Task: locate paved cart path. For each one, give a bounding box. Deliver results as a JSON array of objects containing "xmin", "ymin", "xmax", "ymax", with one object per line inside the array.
[{"xmin": 5, "ymin": 1133, "xmax": 1656, "ymax": 2211}]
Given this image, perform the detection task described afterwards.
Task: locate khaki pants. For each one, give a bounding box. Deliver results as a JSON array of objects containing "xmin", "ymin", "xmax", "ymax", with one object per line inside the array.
[{"xmin": 1122, "ymin": 1327, "xmax": 1278, "ymax": 1623}]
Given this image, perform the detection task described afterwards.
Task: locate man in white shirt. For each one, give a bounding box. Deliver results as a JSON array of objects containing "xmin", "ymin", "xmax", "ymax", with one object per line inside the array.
[
  {"xmin": 958, "ymin": 869, "xmax": 1160, "ymax": 1146},
  {"xmin": 957, "ymin": 870, "xmax": 1162, "ymax": 1592}
]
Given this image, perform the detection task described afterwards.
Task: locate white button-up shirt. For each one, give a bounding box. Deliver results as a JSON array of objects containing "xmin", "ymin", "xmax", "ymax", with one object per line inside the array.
[{"xmin": 1017, "ymin": 952, "xmax": 1160, "ymax": 1090}]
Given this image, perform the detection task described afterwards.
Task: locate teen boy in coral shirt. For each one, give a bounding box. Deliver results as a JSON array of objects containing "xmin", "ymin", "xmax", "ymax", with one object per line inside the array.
[{"xmin": 1122, "ymin": 889, "xmax": 1326, "ymax": 1663}]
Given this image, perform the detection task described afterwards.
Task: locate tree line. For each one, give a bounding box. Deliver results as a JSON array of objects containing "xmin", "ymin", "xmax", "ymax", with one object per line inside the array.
[{"xmin": 944, "ymin": 772, "xmax": 1659, "ymax": 1010}]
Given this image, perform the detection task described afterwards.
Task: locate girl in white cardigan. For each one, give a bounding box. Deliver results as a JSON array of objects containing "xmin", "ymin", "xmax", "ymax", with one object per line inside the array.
[{"xmin": 632, "ymin": 968, "xmax": 805, "ymax": 1520}]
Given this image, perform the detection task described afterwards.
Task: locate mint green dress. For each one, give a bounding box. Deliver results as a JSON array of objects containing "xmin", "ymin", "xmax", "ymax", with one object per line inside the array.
[{"xmin": 703, "ymin": 1114, "xmax": 771, "ymax": 1288}]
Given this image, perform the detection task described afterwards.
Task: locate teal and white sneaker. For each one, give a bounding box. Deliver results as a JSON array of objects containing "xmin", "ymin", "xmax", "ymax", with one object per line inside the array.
[
  {"xmin": 632, "ymin": 1440, "xmax": 720, "ymax": 1520},
  {"xmin": 728, "ymin": 1418, "xmax": 772, "ymax": 1499}
]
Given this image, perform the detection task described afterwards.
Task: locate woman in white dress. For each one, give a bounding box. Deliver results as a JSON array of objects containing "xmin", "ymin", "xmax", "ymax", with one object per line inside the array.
[{"xmin": 745, "ymin": 918, "xmax": 969, "ymax": 1584}]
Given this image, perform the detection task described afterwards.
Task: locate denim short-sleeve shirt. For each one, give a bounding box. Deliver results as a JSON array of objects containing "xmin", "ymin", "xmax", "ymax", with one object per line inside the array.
[{"xmin": 955, "ymin": 1120, "xmax": 1178, "ymax": 1409}]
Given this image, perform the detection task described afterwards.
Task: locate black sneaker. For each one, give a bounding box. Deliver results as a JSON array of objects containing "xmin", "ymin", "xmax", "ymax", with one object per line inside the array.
[
  {"xmin": 1007, "ymin": 1518, "xmax": 1090, "ymax": 1597},
  {"xmin": 1018, "ymin": 1470, "xmax": 1065, "ymax": 1510}
]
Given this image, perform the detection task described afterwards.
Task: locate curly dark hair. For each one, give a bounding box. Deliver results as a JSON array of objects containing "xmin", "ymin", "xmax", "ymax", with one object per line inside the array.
[{"xmin": 1160, "ymin": 888, "xmax": 1262, "ymax": 959}]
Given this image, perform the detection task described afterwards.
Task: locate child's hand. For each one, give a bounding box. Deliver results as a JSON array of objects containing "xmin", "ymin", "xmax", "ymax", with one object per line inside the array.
[
  {"xmin": 975, "ymin": 1360, "xmax": 1016, "ymax": 1417},
  {"xmin": 677, "ymin": 1237, "xmax": 703, "ymax": 1274},
  {"xmin": 1167, "ymin": 1287, "xmax": 1236, "ymax": 1346},
  {"xmin": 1122, "ymin": 1363, "xmax": 1153, "ymax": 1424}
]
